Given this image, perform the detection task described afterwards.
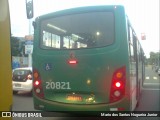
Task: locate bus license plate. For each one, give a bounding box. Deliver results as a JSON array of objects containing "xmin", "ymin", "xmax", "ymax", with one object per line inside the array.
[{"xmin": 67, "ymin": 95, "xmax": 82, "ymax": 101}]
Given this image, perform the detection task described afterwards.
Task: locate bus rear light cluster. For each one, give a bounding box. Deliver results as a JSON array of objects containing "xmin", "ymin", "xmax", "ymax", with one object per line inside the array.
[
  {"xmin": 33, "ymin": 69, "xmax": 44, "ymax": 99},
  {"xmin": 110, "ymin": 66, "xmax": 126, "ymax": 103}
]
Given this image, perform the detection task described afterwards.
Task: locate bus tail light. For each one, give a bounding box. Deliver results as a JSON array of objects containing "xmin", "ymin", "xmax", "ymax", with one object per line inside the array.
[
  {"xmin": 110, "ymin": 66, "xmax": 126, "ymax": 103},
  {"xmin": 115, "ymin": 81, "xmax": 121, "ymax": 88},
  {"xmin": 68, "ymin": 59, "xmax": 78, "ymax": 64},
  {"xmin": 33, "ymin": 69, "xmax": 44, "ymax": 99}
]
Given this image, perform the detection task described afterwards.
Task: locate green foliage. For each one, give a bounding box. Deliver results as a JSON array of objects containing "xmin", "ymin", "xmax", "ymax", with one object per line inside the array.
[
  {"xmin": 146, "ymin": 52, "xmax": 160, "ymax": 65},
  {"xmin": 11, "ymin": 36, "xmax": 28, "ymax": 57}
]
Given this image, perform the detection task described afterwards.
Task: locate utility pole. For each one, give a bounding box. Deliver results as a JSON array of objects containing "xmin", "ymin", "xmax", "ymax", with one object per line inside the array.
[
  {"xmin": 28, "ymin": 19, "xmax": 32, "ymax": 67},
  {"xmin": 26, "ymin": 0, "xmax": 34, "ymax": 67}
]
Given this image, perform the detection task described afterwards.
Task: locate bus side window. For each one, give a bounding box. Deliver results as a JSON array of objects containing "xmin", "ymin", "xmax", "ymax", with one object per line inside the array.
[
  {"xmin": 42, "ymin": 31, "xmax": 60, "ymax": 49},
  {"xmin": 128, "ymin": 26, "xmax": 134, "ymax": 62},
  {"xmin": 133, "ymin": 34, "xmax": 138, "ymax": 61}
]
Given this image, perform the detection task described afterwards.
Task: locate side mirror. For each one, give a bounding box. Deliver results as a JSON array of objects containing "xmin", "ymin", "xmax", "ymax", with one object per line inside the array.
[{"xmin": 26, "ymin": 0, "xmax": 34, "ymax": 19}]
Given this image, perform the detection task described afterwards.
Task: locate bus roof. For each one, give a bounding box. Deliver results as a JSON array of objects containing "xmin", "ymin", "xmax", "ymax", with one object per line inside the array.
[{"xmin": 37, "ymin": 5, "xmax": 125, "ymax": 20}]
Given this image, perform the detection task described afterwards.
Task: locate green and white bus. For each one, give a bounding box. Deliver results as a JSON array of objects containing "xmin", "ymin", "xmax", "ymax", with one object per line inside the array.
[{"xmin": 32, "ymin": 5, "xmax": 145, "ymax": 112}]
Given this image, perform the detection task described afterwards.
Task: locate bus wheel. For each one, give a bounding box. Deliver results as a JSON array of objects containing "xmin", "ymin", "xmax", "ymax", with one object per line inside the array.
[
  {"xmin": 136, "ymin": 101, "xmax": 139, "ymax": 108},
  {"xmin": 136, "ymin": 85, "xmax": 140, "ymax": 108},
  {"xmin": 29, "ymin": 90, "xmax": 33, "ymax": 96}
]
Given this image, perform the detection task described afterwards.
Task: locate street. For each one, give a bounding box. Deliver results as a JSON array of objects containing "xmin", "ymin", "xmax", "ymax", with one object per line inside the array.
[
  {"xmin": 143, "ymin": 65, "xmax": 160, "ymax": 90},
  {"xmin": 12, "ymin": 65, "xmax": 160, "ymax": 120}
]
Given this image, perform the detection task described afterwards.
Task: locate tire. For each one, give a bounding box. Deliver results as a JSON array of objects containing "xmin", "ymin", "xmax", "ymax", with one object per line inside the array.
[
  {"xmin": 29, "ymin": 90, "xmax": 33, "ymax": 96},
  {"xmin": 136, "ymin": 83, "xmax": 141, "ymax": 108},
  {"xmin": 136, "ymin": 100, "xmax": 140, "ymax": 108},
  {"xmin": 13, "ymin": 91, "xmax": 18, "ymax": 94}
]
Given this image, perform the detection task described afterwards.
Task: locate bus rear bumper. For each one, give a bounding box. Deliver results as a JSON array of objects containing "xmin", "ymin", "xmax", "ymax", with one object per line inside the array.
[{"xmin": 33, "ymin": 95, "xmax": 131, "ymax": 112}]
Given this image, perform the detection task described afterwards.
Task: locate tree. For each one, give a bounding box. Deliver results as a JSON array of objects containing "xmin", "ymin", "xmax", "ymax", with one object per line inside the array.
[
  {"xmin": 148, "ymin": 52, "xmax": 160, "ymax": 66},
  {"xmin": 11, "ymin": 36, "xmax": 28, "ymax": 57}
]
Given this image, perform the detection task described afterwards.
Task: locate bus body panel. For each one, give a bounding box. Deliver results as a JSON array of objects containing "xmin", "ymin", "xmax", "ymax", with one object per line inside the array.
[
  {"xmin": 33, "ymin": 45, "xmax": 128, "ymax": 103},
  {"xmin": 33, "ymin": 95, "xmax": 130, "ymax": 111}
]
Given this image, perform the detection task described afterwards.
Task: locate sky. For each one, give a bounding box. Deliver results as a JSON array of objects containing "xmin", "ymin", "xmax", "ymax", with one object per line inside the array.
[{"xmin": 9, "ymin": 0, "xmax": 159, "ymax": 58}]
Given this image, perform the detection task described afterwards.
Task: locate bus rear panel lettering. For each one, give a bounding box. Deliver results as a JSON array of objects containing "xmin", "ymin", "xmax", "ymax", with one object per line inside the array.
[{"xmin": 46, "ymin": 82, "xmax": 71, "ymax": 90}]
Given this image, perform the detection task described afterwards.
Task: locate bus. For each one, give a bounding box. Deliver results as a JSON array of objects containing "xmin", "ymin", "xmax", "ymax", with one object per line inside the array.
[
  {"xmin": 32, "ymin": 5, "xmax": 145, "ymax": 112},
  {"xmin": 0, "ymin": 0, "xmax": 12, "ymax": 118}
]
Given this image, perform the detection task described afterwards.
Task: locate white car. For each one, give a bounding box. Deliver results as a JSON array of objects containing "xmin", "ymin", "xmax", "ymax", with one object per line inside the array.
[{"xmin": 12, "ymin": 67, "xmax": 33, "ymax": 94}]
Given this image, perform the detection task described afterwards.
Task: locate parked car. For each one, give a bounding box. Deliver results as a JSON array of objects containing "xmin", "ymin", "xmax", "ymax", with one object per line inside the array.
[
  {"xmin": 12, "ymin": 67, "xmax": 33, "ymax": 94},
  {"xmin": 158, "ymin": 68, "xmax": 160, "ymax": 76}
]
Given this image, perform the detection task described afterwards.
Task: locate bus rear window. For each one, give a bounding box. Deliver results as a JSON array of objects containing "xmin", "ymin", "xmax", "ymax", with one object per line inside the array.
[{"xmin": 41, "ymin": 12, "xmax": 114, "ymax": 49}]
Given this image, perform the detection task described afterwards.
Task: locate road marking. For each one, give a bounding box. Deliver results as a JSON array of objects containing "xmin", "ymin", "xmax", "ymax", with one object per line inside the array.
[
  {"xmin": 153, "ymin": 77, "xmax": 157, "ymax": 80},
  {"xmin": 142, "ymin": 88, "xmax": 160, "ymax": 90},
  {"xmin": 143, "ymin": 82, "xmax": 160, "ymax": 85},
  {"xmin": 145, "ymin": 77, "xmax": 149, "ymax": 80},
  {"xmin": 144, "ymin": 82, "xmax": 160, "ymax": 85}
]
